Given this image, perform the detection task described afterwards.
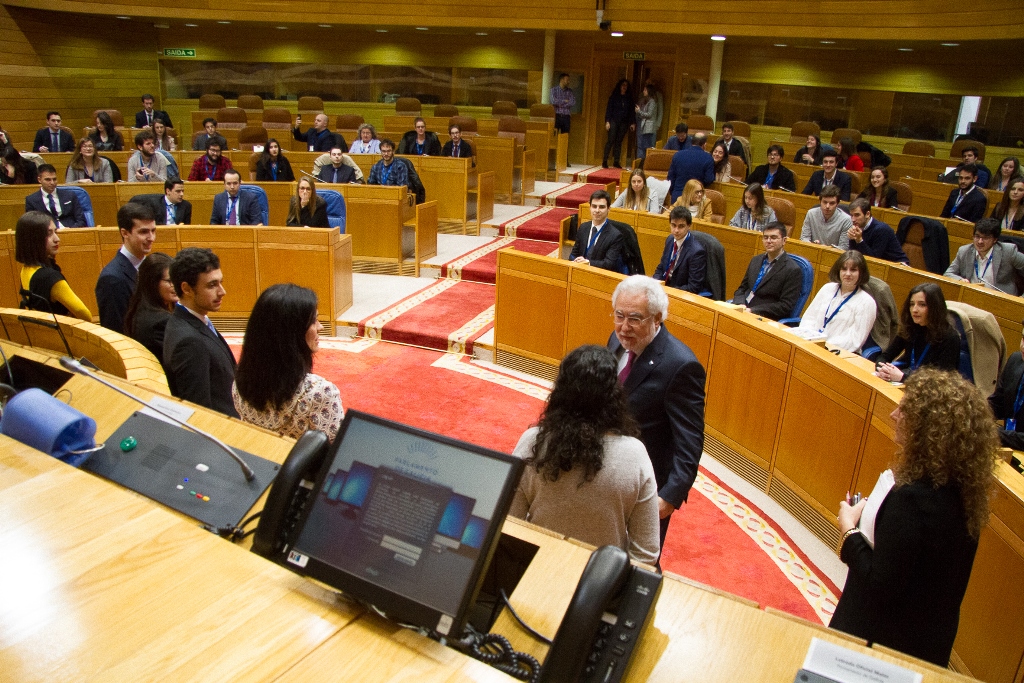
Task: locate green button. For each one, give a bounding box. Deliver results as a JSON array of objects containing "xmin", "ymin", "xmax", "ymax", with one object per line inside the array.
[{"xmin": 120, "ymin": 436, "xmax": 138, "ymax": 452}]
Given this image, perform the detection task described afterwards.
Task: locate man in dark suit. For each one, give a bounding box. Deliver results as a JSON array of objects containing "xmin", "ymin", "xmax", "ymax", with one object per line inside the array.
[
  {"xmin": 163, "ymin": 247, "xmax": 238, "ymax": 417},
  {"xmin": 662, "ymin": 122, "xmax": 691, "ymax": 151},
  {"xmin": 801, "ymin": 150, "xmax": 852, "ymax": 200},
  {"xmin": 317, "ymin": 147, "xmax": 357, "ymax": 184},
  {"xmin": 134, "ymin": 94, "xmax": 173, "ymax": 129},
  {"xmin": 991, "ymin": 324, "xmax": 1024, "ymax": 450},
  {"xmin": 666, "ymin": 132, "xmax": 715, "ymax": 203},
  {"xmin": 940, "ymin": 164, "xmax": 987, "ymax": 223},
  {"xmin": 717, "ymin": 122, "xmax": 747, "ymax": 166},
  {"xmin": 96, "ymin": 202, "xmax": 157, "ymax": 333},
  {"xmin": 607, "ymin": 275, "xmax": 706, "ymax": 552},
  {"xmin": 293, "ymin": 113, "xmax": 340, "ymax": 153},
  {"xmin": 746, "ymin": 145, "xmax": 797, "ymax": 192},
  {"xmin": 440, "ymin": 124, "xmax": 475, "ymax": 166},
  {"xmin": 32, "ymin": 111, "xmax": 74, "ymax": 152},
  {"xmin": 191, "ymin": 118, "xmax": 228, "ymax": 152},
  {"xmin": 131, "ymin": 179, "xmax": 192, "ymax": 225},
  {"xmin": 732, "ymin": 222, "xmax": 804, "ymax": 321},
  {"xmin": 848, "ymin": 199, "xmax": 909, "ymax": 264},
  {"xmin": 24, "ymin": 164, "xmax": 87, "ymax": 228},
  {"xmin": 210, "ymin": 170, "xmax": 263, "ymax": 225},
  {"xmin": 653, "ymin": 206, "xmax": 707, "ymax": 293},
  {"xmin": 569, "ymin": 190, "xmax": 625, "ymax": 272}
]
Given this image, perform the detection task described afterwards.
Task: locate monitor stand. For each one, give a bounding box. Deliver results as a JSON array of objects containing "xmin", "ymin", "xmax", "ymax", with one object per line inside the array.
[{"xmin": 465, "ymin": 531, "xmax": 539, "ymax": 634}]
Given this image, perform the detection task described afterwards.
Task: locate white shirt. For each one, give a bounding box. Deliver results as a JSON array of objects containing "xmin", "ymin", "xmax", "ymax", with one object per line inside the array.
[
  {"xmin": 119, "ymin": 245, "xmax": 144, "ymax": 270},
  {"xmin": 796, "ymin": 283, "xmax": 877, "ymax": 353}
]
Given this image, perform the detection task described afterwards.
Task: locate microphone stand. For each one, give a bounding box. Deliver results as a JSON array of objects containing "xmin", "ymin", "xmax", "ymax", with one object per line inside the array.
[{"xmin": 59, "ymin": 356, "xmax": 256, "ymax": 481}]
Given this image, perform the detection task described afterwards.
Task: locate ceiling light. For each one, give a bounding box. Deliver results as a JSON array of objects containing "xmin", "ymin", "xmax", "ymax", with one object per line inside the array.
[
  {"xmin": 475, "ymin": 32, "xmax": 488, "ymax": 36},
  {"xmin": 319, "ymin": 24, "xmax": 332, "ymax": 28},
  {"xmin": 184, "ymin": 23, "xmax": 198, "ymax": 27},
  {"xmin": 416, "ymin": 27, "xmax": 428, "ymax": 30},
  {"xmin": 610, "ymin": 32, "xmax": 623, "ymax": 37},
  {"xmin": 116, "ymin": 15, "xmax": 130, "ymax": 19},
  {"xmin": 774, "ymin": 43, "xmax": 787, "ymax": 47},
  {"xmin": 898, "ymin": 47, "xmax": 913, "ymax": 52},
  {"xmin": 512, "ymin": 29, "xmax": 526, "ymax": 33},
  {"xmin": 820, "ymin": 40, "xmax": 835, "ymax": 44},
  {"xmin": 217, "ymin": 20, "xmax": 231, "ymax": 24},
  {"xmin": 276, "ymin": 26, "xmax": 288, "ymax": 29},
  {"xmin": 154, "ymin": 23, "xmax": 170, "ymax": 29},
  {"xmin": 711, "ymin": 35, "xmax": 726, "ymax": 41},
  {"xmin": 941, "ymin": 42, "xmax": 959, "ymax": 47},
  {"xmin": 376, "ymin": 29, "xmax": 388, "ymax": 32}
]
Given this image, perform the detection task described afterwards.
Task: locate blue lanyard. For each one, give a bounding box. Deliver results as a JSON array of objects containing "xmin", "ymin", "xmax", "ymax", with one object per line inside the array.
[
  {"xmin": 822, "ymin": 287, "xmax": 857, "ymax": 330},
  {"xmin": 270, "ymin": 161, "xmax": 278, "ymax": 181},
  {"xmin": 974, "ymin": 251, "xmax": 993, "ymax": 280},
  {"xmin": 748, "ymin": 210, "xmax": 757, "ymax": 230},
  {"xmin": 1013, "ymin": 373, "xmax": 1024, "ymax": 419},
  {"xmin": 952, "ymin": 189, "xmax": 969, "ymax": 212},
  {"xmin": 206, "ymin": 157, "xmax": 217, "ymax": 178},
  {"xmin": 765, "ymin": 171, "xmax": 776, "ymax": 188},
  {"xmin": 909, "ymin": 343, "xmax": 931, "ymax": 370},
  {"xmin": 381, "ymin": 163, "xmax": 392, "ymax": 184},
  {"xmin": 415, "ymin": 142, "xmax": 425, "ymax": 154},
  {"xmin": 752, "ymin": 257, "xmax": 773, "ymax": 291}
]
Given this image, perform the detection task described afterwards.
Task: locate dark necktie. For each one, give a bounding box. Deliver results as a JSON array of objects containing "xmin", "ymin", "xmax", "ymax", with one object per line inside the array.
[
  {"xmin": 452, "ymin": 144, "xmax": 458, "ymax": 158},
  {"xmin": 585, "ymin": 227, "xmax": 601, "ymax": 257},
  {"xmin": 332, "ymin": 168, "xmax": 338, "ymax": 183},
  {"xmin": 227, "ymin": 197, "xmax": 237, "ymax": 225},
  {"xmin": 51, "ymin": 132, "xmax": 59, "ymax": 151},
  {"xmin": 618, "ymin": 351, "xmax": 636, "ymax": 384},
  {"xmin": 665, "ymin": 242, "xmax": 679, "ymax": 283}
]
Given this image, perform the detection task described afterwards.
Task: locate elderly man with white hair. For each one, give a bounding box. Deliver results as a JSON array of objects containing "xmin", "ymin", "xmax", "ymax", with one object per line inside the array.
[{"xmin": 607, "ymin": 275, "xmax": 707, "ymax": 558}]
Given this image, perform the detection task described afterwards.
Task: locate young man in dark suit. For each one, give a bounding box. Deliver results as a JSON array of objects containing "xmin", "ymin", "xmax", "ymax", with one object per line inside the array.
[
  {"xmin": 746, "ymin": 145, "xmax": 797, "ymax": 192},
  {"xmin": 717, "ymin": 122, "xmax": 747, "ymax": 166},
  {"xmin": 134, "ymin": 94, "xmax": 173, "ymax": 129},
  {"xmin": 210, "ymin": 170, "xmax": 263, "ymax": 225},
  {"xmin": 940, "ymin": 164, "xmax": 988, "ymax": 223},
  {"xmin": 653, "ymin": 206, "xmax": 707, "ymax": 294},
  {"xmin": 24, "ymin": 164, "xmax": 87, "ymax": 228},
  {"xmin": 440, "ymin": 124, "xmax": 475, "ymax": 166},
  {"xmin": 607, "ymin": 275, "xmax": 706, "ymax": 553},
  {"xmin": 96, "ymin": 202, "xmax": 156, "ymax": 333},
  {"xmin": 163, "ymin": 247, "xmax": 238, "ymax": 417},
  {"xmin": 133, "ymin": 179, "xmax": 192, "ymax": 225},
  {"xmin": 569, "ymin": 190, "xmax": 625, "ymax": 272},
  {"xmin": 801, "ymin": 150, "xmax": 852, "ymax": 201},
  {"xmin": 32, "ymin": 111, "xmax": 74, "ymax": 152},
  {"xmin": 732, "ymin": 222, "xmax": 804, "ymax": 321}
]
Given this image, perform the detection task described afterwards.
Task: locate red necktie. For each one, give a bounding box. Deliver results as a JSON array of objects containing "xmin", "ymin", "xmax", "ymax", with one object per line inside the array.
[
  {"xmin": 618, "ymin": 351, "xmax": 636, "ymax": 384},
  {"xmin": 665, "ymin": 243, "xmax": 679, "ymax": 283}
]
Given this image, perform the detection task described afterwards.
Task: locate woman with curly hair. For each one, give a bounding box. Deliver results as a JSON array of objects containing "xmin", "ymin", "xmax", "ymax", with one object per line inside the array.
[
  {"xmin": 874, "ymin": 282, "xmax": 960, "ymax": 382},
  {"xmin": 831, "ymin": 368, "xmax": 997, "ymax": 666},
  {"xmin": 509, "ymin": 344, "xmax": 659, "ymax": 564}
]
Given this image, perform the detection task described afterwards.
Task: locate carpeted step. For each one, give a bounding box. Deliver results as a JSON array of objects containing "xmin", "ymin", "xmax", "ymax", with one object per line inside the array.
[
  {"xmin": 540, "ymin": 182, "xmax": 611, "ymax": 208},
  {"xmin": 496, "ymin": 206, "xmax": 576, "ymax": 242},
  {"xmin": 440, "ymin": 237, "xmax": 559, "ymax": 284}
]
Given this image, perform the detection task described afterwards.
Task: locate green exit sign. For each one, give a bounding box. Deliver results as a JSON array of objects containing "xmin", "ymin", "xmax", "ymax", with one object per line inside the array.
[
  {"xmin": 163, "ymin": 48, "xmax": 196, "ymax": 58},
  {"xmin": 624, "ymin": 51, "xmax": 645, "ymax": 61}
]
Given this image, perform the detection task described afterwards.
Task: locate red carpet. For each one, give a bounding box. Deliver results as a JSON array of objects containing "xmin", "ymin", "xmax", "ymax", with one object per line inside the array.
[
  {"xmin": 357, "ymin": 279, "xmax": 496, "ymax": 354},
  {"xmin": 542, "ymin": 182, "xmax": 608, "ymax": 209},
  {"xmin": 441, "ymin": 237, "xmax": 559, "ymax": 284},
  {"xmin": 497, "ymin": 206, "xmax": 576, "ymax": 242},
  {"xmin": 573, "ymin": 166, "xmax": 622, "ymax": 187}
]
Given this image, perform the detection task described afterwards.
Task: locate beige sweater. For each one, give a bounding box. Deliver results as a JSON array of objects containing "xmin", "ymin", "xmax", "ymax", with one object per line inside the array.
[{"xmin": 510, "ymin": 427, "xmax": 660, "ymax": 564}]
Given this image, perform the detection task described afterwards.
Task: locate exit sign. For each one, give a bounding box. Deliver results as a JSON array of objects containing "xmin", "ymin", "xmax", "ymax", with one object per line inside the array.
[
  {"xmin": 624, "ymin": 51, "xmax": 645, "ymax": 61},
  {"xmin": 163, "ymin": 48, "xmax": 196, "ymax": 58}
]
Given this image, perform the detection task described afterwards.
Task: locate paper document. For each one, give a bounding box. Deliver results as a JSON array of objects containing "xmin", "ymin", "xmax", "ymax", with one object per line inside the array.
[{"xmin": 802, "ymin": 638, "xmax": 922, "ymax": 683}]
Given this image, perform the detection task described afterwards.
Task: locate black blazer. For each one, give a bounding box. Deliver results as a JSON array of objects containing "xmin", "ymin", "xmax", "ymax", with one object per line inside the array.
[
  {"xmin": 132, "ymin": 194, "xmax": 192, "ymax": 225},
  {"xmin": 33, "ymin": 127, "xmax": 74, "ymax": 152},
  {"xmin": 135, "ymin": 109, "xmax": 172, "ymax": 129},
  {"xmin": 398, "ymin": 130, "xmax": 442, "ymax": 156},
  {"xmin": 732, "ymin": 251, "xmax": 804, "ymax": 321},
  {"xmin": 802, "ymin": 170, "xmax": 852, "ymax": 201},
  {"xmin": 440, "ymin": 139, "xmax": 475, "ymax": 164},
  {"xmin": 940, "ymin": 186, "xmax": 988, "ymax": 222},
  {"xmin": 746, "ymin": 163, "xmax": 796, "ymax": 192},
  {"xmin": 721, "ymin": 137, "xmax": 746, "ymax": 165},
  {"xmin": 210, "ymin": 191, "xmax": 262, "ymax": 225},
  {"xmin": 607, "ymin": 327, "xmax": 706, "ymax": 508},
  {"xmin": 568, "ymin": 220, "xmax": 625, "ymax": 272},
  {"xmin": 254, "ymin": 155, "xmax": 295, "ymax": 182},
  {"xmin": 858, "ymin": 186, "xmax": 900, "ymax": 209},
  {"xmin": 991, "ymin": 351, "xmax": 1024, "ymax": 450},
  {"xmin": 653, "ymin": 234, "xmax": 707, "ymax": 293},
  {"xmin": 317, "ymin": 164, "xmax": 356, "ymax": 184},
  {"xmin": 286, "ymin": 199, "xmax": 330, "ymax": 228},
  {"xmin": 163, "ymin": 306, "xmax": 238, "ymax": 417},
  {"xmin": 25, "ymin": 188, "xmax": 87, "ymax": 227},
  {"xmin": 95, "ymin": 251, "xmax": 137, "ymax": 333},
  {"xmin": 831, "ymin": 480, "xmax": 979, "ymax": 667},
  {"xmin": 130, "ymin": 303, "xmax": 172, "ymax": 365}
]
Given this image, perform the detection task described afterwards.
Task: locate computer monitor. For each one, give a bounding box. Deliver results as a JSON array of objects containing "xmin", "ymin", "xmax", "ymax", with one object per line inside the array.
[{"xmin": 286, "ymin": 410, "xmax": 524, "ymax": 638}]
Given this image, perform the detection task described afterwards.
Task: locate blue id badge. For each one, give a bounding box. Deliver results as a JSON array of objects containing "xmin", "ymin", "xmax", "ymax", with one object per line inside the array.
[{"xmin": 1007, "ymin": 419, "xmax": 1017, "ymax": 432}]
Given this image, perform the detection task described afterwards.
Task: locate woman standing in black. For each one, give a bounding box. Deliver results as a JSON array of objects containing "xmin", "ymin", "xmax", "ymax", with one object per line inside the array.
[{"xmin": 602, "ymin": 79, "xmax": 635, "ymax": 169}]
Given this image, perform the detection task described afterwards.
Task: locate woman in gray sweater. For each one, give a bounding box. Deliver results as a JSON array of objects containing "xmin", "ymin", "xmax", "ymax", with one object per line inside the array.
[{"xmin": 510, "ymin": 345, "xmax": 660, "ymax": 564}]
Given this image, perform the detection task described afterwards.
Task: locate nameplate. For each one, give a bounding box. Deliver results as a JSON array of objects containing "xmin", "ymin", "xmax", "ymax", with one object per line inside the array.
[{"xmin": 801, "ymin": 638, "xmax": 922, "ymax": 683}]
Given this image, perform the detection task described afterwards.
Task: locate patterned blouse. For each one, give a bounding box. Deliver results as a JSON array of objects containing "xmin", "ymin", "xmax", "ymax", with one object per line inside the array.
[{"xmin": 233, "ymin": 373, "xmax": 343, "ymax": 441}]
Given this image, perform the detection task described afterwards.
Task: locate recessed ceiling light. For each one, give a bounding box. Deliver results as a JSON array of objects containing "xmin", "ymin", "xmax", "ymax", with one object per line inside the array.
[
  {"xmin": 610, "ymin": 32, "xmax": 623, "ymax": 37},
  {"xmin": 941, "ymin": 42, "xmax": 959, "ymax": 47},
  {"xmin": 898, "ymin": 47, "xmax": 913, "ymax": 52},
  {"xmin": 820, "ymin": 40, "xmax": 835, "ymax": 44},
  {"xmin": 774, "ymin": 43, "xmax": 787, "ymax": 47},
  {"xmin": 217, "ymin": 20, "xmax": 231, "ymax": 24},
  {"xmin": 116, "ymin": 15, "xmax": 130, "ymax": 19},
  {"xmin": 475, "ymin": 32, "xmax": 488, "ymax": 36},
  {"xmin": 318, "ymin": 24, "xmax": 332, "ymax": 28},
  {"xmin": 376, "ymin": 29, "xmax": 388, "ymax": 32},
  {"xmin": 711, "ymin": 35, "xmax": 726, "ymax": 41},
  {"xmin": 416, "ymin": 27, "xmax": 428, "ymax": 30},
  {"xmin": 276, "ymin": 26, "xmax": 288, "ymax": 29},
  {"xmin": 512, "ymin": 29, "xmax": 526, "ymax": 33},
  {"xmin": 154, "ymin": 23, "xmax": 170, "ymax": 29},
  {"xmin": 184, "ymin": 23, "xmax": 198, "ymax": 27}
]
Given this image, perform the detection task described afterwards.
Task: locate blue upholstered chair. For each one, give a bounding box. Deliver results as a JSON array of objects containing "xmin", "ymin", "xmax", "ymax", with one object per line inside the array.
[
  {"xmin": 238, "ymin": 185, "xmax": 269, "ymax": 225},
  {"xmin": 779, "ymin": 254, "xmax": 814, "ymax": 326},
  {"xmin": 58, "ymin": 185, "xmax": 94, "ymax": 227},
  {"xmin": 316, "ymin": 189, "xmax": 346, "ymax": 232}
]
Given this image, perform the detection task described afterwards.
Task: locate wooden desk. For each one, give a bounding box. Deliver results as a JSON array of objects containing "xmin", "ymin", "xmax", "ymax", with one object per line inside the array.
[{"xmin": 475, "ymin": 136, "xmax": 534, "ymax": 204}]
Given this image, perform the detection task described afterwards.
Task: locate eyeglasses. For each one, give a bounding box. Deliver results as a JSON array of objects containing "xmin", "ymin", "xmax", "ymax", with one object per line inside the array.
[
  {"xmin": 612, "ymin": 311, "xmax": 653, "ymax": 326},
  {"xmin": 762, "ymin": 234, "xmax": 783, "ymax": 242}
]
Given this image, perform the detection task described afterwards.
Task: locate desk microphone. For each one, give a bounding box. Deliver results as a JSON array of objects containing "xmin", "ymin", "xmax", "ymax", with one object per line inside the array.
[
  {"xmin": 728, "ymin": 175, "xmax": 747, "ymax": 184},
  {"xmin": 775, "ymin": 186, "xmax": 796, "ymax": 193},
  {"xmin": 18, "ymin": 289, "xmax": 98, "ymax": 369},
  {"xmin": 59, "ymin": 356, "xmax": 256, "ymax": 481}
]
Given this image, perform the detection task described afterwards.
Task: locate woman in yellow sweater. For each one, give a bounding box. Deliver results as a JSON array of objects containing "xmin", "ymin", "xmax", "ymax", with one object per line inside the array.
[{"xmin": 15, "ymin": 211, "xmax": 91, "ymax": 320}]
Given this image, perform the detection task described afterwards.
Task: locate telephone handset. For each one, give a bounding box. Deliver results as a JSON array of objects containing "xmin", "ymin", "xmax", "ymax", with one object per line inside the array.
[
  {"xmin": 250, "ymin": 430, "xmax": 330, "ymax": 560},
  {"xmin": 537, "ymin": 545, "xmax": 662, "ymax": 683}
]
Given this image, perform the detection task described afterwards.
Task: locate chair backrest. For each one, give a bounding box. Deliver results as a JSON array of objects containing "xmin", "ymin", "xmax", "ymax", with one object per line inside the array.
[
  {"xmin": 643, "ymin": 149, "xmax": 675, "ymax": 174},
  {"xmin": 247, "ymin": 151, "xmax": 260, "ymax": 180},
  {"xmin": 729, "ymin": 157, "xmax": 748, "ymax": 182},
  {"xmin": 395, "ymin": 97, "xmax": 421, "ymax": 115},
  {"xmin": 705, "ymin": 188, "xmax": 726, "ymax": 223},
  {"xmin": 899, "ymin": 218, "xmax": 928, "ymax": 271},
  {"xmin": 765, "ymin": 196, "xmax": 795, "ymax": 231},
  {"xmin": 238, "ymin": 185, "xmax": 269, "ymax": 225},
  {"xmin": 262, "ymin": 107, "xmax": 293, "ymax": 128},
  {"xmin": 892, "ymin": 181, "xmax": 913, "ymax": 210},
  {"xmin": 57, "ymin": 185, "xmax": 94, "ymax": 226},
  {"xmin": 787, "ymin": 254, "xmax": 814, "ymax": 318},
  {"xmin": 216, "ymin": 107, "xmax": 248, "ymax": 128},
  {"xmin": 99, "ymin": 155, "xmax": 122, "ymax": 182},
  {"xmin": 848, "ymin": 172, "xmax": 864, "ymax": 196},
  {"xmin": 434, "ymin": 104, "xmax": 459, "ymax": 118},
  {"xmin": 449, "ymin": 116, "xmax": 477, "ymax": 133},
  {"xmin": 236, "ymin": 95, "xmax": 263, "ymax": 112},
  {"xmin": 491, "ymin": 100, "xmax": 518, "ymax": 117},
  {"xmin": 199, "ymin": 94, "xmax": 226, "ymax": 110},
  {"xmin": 92, "ymin": 109, "xmax": 124, "ymax": 128},
  {"xmin": 686, "ymin": 115, "xmax": 715, "ymax": 135},
  {"xmin": 237, "ymin": 125, "xmax": 268, "ymax": 150},
  {"xmin": 727, "ymin": 121, "xmax": 751, "ymax": 138},
  {"xmin": 689, "ymin": 230, "xmax": 726, "ymax": 300},
  {"xmin": 951, "ymin": 139, "xmax": 986, "ymax": 160},
  {"xmin": 829, "ymin": 128, "xmax": 862, "ymax": 146},
  {"xmin": 497, "ymin": 116, "xmax": 526, "ymax": 145},
  {"xmin": 336, "ymin": 114, "xmax": 365, "ymax": 130},
  {"xmin": 529, "ymin": 104, "xmax": 555, "ymax": 119},
  {"xmin": 902, "ymin": 140, "xmax": 936, "ymax": 157},
  {"xmin": 297, "ymin": 96, "xmax": 324, "ymax": 113},
  {"xmin": 789, "ymin": 121, "xmax": 820, "ymax": 142},
  {"xmin": 315, "ymin": 189, "xmax": 346, "ymax": 232},
  {"xmin": 862, "ymin": 276, "xmax": 899, "ymax": 352},
  {"xmin": 646, "ymin": 177, "xmax": 671, "ymax": 209}
]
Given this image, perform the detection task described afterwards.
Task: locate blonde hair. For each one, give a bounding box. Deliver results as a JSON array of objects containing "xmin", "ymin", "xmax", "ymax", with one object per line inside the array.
[{"xmin": 680, "ymin": 179, "xmax": 705, "ymax": 208}]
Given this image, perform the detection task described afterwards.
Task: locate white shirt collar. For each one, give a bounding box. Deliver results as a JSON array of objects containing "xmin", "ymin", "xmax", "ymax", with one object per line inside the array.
[{"xmin": 119, "ymin": 245, "xmax": 144, "ymax": 270}]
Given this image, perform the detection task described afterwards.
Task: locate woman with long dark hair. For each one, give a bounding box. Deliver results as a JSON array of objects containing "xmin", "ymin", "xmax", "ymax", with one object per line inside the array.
[
  {"xmin": 794, "ymin": 134, "xmax": 823, "ymax": 165},
  {"xmin": 509, "ymin": 344, "xmax": 659, "ymax": 563},
  {"xmin": 711, "ymin": 141, "xmax": 732, "ymax": 182},
  {"xmin": 857, "ymin": 166, "xmax": 898, "ymax": 209},
  {"xmin": 151, "ymin": 119, "xmax": 176, "ymax": 152},
  {"xmin": 125, "ymin": 252, "xmax": 177, "ymax": 362},
  {"xmin": 286, "ymin": 177, "xmax": 329, "ymax": 228},
  {"xmin": 14, "ymin": 211, "xmax": 91, "ymax": 320},
  {"xmin": 874, "ymin": 282, "xmax": 960, "ymax": 382},
  {"xmin": 728, "ymin": 182, "xmax": 776, "ymax": 231},
  {"xmin": 831, "ymin": 368, "xmax": 997, "ymax": 666},
  {"xmin": 88, "ymin": 111, "xmax": 124, "ymax": 152},
  {"xmin": 254, "ymin": 138, "xmax": 295, "ymax": 181},
  {"xmin": 1, "ymin": 146, "xmax": 37, "ymax": 185},
  {"xmin": 65, "ymin": 138, "xmax": 113, "ymax": 183},
  {"xmin": 836, "ymin": 137, "xmax": 864, "ymax": 171},
  {"xmin": 602, "ymin": 79, "xmax": 635, "ymax": 169},
  {"xmin": 796, "ymin": 250, "xmax": 876, "ymax": 352},
  {"xmin": 992, "ymin": 156, "xmax": 1022, "ymax": 192},
  {"xmin": 634, "ymin": 84, "xmax": 657, "ymax": 163},
  {"xmin": 233, "ymin": 283, "xmax": 343, "ymax": 440},
  {"xmin": 991, "ymin": 177, "xmax": 1024, "ymax": 232}
]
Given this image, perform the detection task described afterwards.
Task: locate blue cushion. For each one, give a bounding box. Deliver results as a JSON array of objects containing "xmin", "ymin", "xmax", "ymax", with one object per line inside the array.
[
  {"xmin": 238, "ymin": 185, "xmax": 269, "ymax": 225},
  {"xmin": 316, "ymin": 189, "xmax": 346, "ymax": 232},
  {"xmin": 57, "ymin": 185, "xmax": 94, "ymax": 227}
]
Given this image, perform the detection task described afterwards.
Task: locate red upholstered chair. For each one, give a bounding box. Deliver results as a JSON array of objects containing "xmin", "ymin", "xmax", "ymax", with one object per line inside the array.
[
  {"xmin": 529, "ymin": 104, "xmax": 555, "ymax": 120},
  {"xmin": 237, "ymin": 95, "xmax": 264, "ymax": 112},
  {"xmin": 262, "ymin": 108, "xmax": 293, "ymax": 131},
  {"xmin": 491, "ymin": 101, "xmax": 518, "ymax": 117},
  {"xmin": 902, "ymin": 140, "xmax": 935, "ymax": 157},
  {"xmin": 497, "ymin": 116, "xmax": 527, "ymax": 145},
  {"xmin": 92, "ymin": 109, "xmax": 124, "ymax": 128},
  {"xmin": 892, "ymin": 181, "xmax": 913, "ymax": 211},
  {"xmin": 449, "ymin": 116, "xmax": 477, "ymax": 133},
  {"xmin": 765, "ymin": 197, "xmax": 795, "ymax": 232},
  {"xmin": 899, "ymin": 219, "xmax": 928, "ymax": 271},
  {"xmin": 728, "ymin": 158, "xmax": 748, "ymax": 182},
  {"xmin": 705, "ymin": 189, "xmax": 726, "ymax": 224},
  {"xmin": 216, "ymin": 107, "xmax": 248, "ymax": 130},
  {"xmin": 687, "ymin": 115, "xmax": 715, "ymax": 136},
  {"xmin": 336, "ymin": 114, "xmax": 364, "ymax": 130},
  {"xmin": 433, "ymin": 104, "xmax": 459, "ymax": 118},
  {"xmin": 199, "ymin": 94, "xmax": 226, "ymax": 110},
  {"xmin": 237, "ymin": 125, "xmax": 268, "ymax": 150},
  {"xmin": 395, "ymin": 97, "xmax": 421, "ymax": 115}
]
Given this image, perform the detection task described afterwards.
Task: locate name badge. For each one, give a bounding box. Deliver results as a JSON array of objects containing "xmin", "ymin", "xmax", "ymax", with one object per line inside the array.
[
  {"xmin": 746, "ymin": 291, "xmax": 754, "ymax": 304},
  {"xmin": 309, "ymin": 145, "xmax": 315, "ymax": 152},
  {"xmin": 1008, "ymin": 418, "xmax": 1017, "ymax": 432}
]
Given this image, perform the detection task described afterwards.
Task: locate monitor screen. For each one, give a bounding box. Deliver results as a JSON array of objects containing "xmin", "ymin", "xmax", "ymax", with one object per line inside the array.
[{"xmin": 286, "ymin": 410, "xmax": 524, "ymax": 637}]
